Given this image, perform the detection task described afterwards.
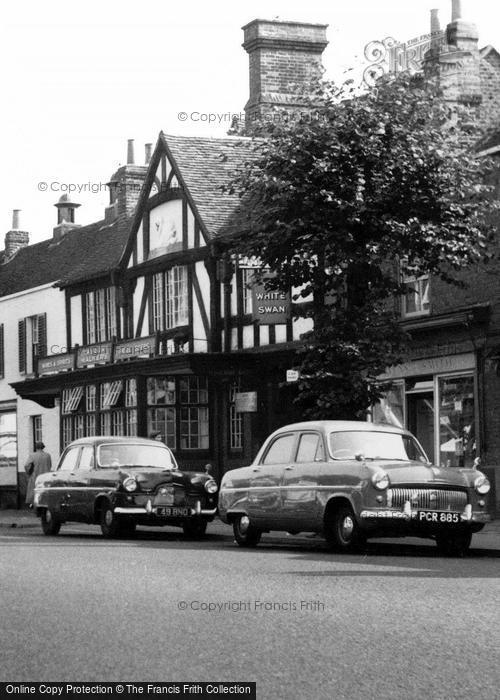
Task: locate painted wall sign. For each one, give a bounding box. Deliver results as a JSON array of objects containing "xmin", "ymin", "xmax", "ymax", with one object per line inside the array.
[
  {"xmin": 286, "ymin": 370, "xmax": 300, "ymax": 383},
  {"xmin": 114, "ymin": 335, "xmax": 157, "ymax": 361},
  {"xmin": 235, "ymin": 391, "xmax": 258, "ymax": 413},
  {"xmin": 251, "ymin": 281, "xmax": 291, "ymax": 325},
  {"xmin": 38, "ymin": 353, "xmax": 75, "ymax": 375},
  {"xmin": 76, "ymin": 342, "xmax": 113, "ymax": 368}
]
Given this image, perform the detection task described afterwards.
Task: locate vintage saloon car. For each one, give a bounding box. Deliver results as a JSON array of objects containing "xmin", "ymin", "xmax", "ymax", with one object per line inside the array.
[
  {"xmin": 218, "ymin": 421, "xmax": 492, "ymax": 555},
  {"xmin": 34, "ymin": 437, "xmax": 218, "ymax": 538}
]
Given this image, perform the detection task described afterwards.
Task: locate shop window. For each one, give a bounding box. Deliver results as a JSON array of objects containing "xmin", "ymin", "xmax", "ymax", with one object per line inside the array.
[
  {"xmin": 372, "ymin": 384, "xmax": 404, "ymax": 428},
  {"xmin": 147, "ymin": 375, "xmax": 209, "ymax": 451},
  {"xmin": 438, "ymin": 375, "xmax": 475, "ymax": 468},
  {"xmin": 402, "ymin": 276, "xmax": 430, "ymax": 317},
  {"xmin": 229, "ymin": 382, "xmax": 243, "ymax": 451},
  {"xmin": 62, "ymin": 387, "xmax": 84, "ymax": 413},
  {"xmin": 0, "ymin": 412, "xmax": 17, "ymax": 485},
  {"xmin": 60, "ymin": 379, "xmax": 137, "ymax": 444}
]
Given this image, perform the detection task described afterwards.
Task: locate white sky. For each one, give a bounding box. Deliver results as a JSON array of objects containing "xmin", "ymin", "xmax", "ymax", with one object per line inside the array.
[{"xmin": 1, "ymin": 0, "xmax": 499, "ymax": 243}]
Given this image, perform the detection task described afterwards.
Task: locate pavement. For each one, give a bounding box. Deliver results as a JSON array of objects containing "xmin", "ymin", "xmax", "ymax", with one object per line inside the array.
[{"xmin": 1, "ymin": 507, "xmax": 499, "ymax": 550}]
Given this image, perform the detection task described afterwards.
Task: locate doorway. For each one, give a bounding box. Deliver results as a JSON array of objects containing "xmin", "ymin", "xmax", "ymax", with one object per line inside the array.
[{"xmin": 407, "ymin": 391, "xmax": 435, "ymax": 462}]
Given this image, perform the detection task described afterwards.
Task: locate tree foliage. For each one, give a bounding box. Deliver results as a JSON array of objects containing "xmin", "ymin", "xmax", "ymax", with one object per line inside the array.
[{"xmin": 226, "ymin": 73, "xmax": 498, "ymax": 419}]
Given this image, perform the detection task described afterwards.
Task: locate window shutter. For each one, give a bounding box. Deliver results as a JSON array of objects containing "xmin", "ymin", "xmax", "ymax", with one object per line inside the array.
[
  {"xmin": 0, "ymin": 324, "xmax": 4, "ymax": 378},
  {"xmin": 37, "ymin": 313, "xmax": 47, "ymax": 357},
  {"xmin": 18, "ymin": 318, "xmax": 26, "ymax": 373}
]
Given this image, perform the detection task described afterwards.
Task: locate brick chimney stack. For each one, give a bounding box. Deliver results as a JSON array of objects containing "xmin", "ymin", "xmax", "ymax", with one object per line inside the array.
[
  {"xmin": 242, "ymin": 18, "xmax": 328, "ymax": 129},
  {"xmin": 105, "ymin": 139, "xmax": 147, "ymax": 224},
  {"xmin": 424, "ymin": 0, "xmax": 481, "ymax": 111},
  {"xmin": 4, "ymin": 210, "xmax": 29, "ymax": 261}
]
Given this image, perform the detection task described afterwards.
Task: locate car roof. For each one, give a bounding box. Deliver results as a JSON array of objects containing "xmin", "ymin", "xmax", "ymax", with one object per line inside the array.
[
  {"xmin": 65, "ymin": 437, "xmax": 169, "ymax": 447},
  {"xmin": 271, "ymin": 420, "xmax": 409, "ymax": 435}
]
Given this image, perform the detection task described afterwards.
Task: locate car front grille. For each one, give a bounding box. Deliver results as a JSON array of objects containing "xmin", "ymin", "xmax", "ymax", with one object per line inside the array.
[{"xmin": 387, "ymin": 488, "xmax": 467, "ymax": 511}]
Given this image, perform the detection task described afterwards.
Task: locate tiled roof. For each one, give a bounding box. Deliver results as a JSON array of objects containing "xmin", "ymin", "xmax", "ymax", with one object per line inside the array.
[
  {"xmin": 0, "ymin": 216, "xmax": 132, "ymax": 295},
  {"xmin": 162, "ymin": 133, "xmax": 256, "ymax": 239}
]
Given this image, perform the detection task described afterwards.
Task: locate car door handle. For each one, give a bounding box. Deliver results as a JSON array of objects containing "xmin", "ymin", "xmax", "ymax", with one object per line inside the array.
[
  {"xmin": 252, "ymin": 467, "xmax": 261, "ymax": 472},
  {"xmin": 284, "ymin": 466, "xmax": 294, "ymax": 471}
]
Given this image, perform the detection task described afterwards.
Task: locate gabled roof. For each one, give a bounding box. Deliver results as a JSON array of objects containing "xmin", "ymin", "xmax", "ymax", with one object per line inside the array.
[
  {"xmin": 0, "ymin": 216, "xmax": 132, "ymax": 296},
  {"xmin": 160, "ymin": 133, "xmax": 256, "ymax": 239}
]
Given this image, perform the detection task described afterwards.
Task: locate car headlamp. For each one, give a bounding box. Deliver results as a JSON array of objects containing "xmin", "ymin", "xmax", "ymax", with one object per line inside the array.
[
  {"xmin": 123, "ymin": 477, "xmax": 138, "ymax": 492},
  {"xmin": 372, "ymin": 471, "xmax": 389, "ymax": 490},
  {"xmin": 474, "ymin": 475, "xmax": 490, "ymax": 495},
  {"xmin": 204, "ymin": 479, "xmax": 218, "ymax": 494}
]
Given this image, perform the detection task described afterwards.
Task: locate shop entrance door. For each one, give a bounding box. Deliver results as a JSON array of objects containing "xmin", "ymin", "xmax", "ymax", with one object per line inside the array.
[{"xmin": 407, "ymin": 391, "xmax": 435, "ymax": 463}]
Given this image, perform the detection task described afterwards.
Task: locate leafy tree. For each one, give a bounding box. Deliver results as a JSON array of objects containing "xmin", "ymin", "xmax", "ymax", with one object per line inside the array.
[{"xmin": 226, "ymin": 73, "xmax": 498, "ymax": 419}]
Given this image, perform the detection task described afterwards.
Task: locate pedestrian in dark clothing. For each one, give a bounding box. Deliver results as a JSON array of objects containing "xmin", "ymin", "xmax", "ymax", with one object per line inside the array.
[{"xmin": 24, "ymin": 442, "xmax": 52, "ymax": 507}]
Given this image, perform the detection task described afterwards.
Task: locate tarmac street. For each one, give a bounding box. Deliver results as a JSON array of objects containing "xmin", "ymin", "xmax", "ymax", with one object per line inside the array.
[{"xmin": 0, "ymin": 513, "xmax": 499, "ymax": 700}]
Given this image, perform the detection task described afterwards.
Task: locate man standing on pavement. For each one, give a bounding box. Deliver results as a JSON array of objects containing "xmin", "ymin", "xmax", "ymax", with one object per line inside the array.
[{"xmin": 24, "ymin": 442, "xmax": 52, "ymax": 508}]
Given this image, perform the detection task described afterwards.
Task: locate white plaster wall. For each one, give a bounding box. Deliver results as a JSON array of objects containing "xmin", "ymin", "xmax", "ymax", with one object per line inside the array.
[{"xmin": 0, "ymin": 284, "xmax": 66, "ymax": 476}]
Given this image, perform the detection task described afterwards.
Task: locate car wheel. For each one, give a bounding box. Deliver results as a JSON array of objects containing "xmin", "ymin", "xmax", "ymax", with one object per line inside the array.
[
  {"xmin": 41, "ymin": 508, "xmax": 61, "ymax": 536},
  {"xmin": 435, "ymin": 531, "xmax": 472, "ymax": 557},
  {"xmin": 325, "ymin": 505, "xmax": 364, "ymax": 552},
  {"xmin": 233, "ymin": 514, "xmax": 261, "ymax": 547},
  {"xmin": 100, "ymin": 503, "xmax": 121, "ymax": 538},
  {"xmin": 183, "ymin": 519, "xmax": 208, "ymax": 538}
]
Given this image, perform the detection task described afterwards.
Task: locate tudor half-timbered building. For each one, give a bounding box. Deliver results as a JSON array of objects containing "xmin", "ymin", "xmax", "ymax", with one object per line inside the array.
[{"xmin": 12, "ymin": 132, "xmax": 314, "ymax": 479}]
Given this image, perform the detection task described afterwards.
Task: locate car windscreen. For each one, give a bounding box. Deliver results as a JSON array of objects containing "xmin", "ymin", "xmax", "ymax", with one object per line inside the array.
[
  {"xmin": 328, "ymin": 431, "xmax": 428, "ymax": 462},
  {"xmin": 97, "ymin": 443, "xmax": 177, "ymax": 469}
]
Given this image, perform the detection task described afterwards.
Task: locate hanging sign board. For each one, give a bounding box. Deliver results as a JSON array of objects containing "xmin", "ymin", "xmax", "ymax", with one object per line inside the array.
[
  {"xmin": 235, "ymin": 391, "xmax": 258, "ymax": 413},
  {"xmin": 251, "ymin": 281, "xmax": 291, "ymax": 325}
]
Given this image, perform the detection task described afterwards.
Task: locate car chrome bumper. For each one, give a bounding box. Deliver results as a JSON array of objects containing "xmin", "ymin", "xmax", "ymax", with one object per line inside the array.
[{"xmin": 114, "ymin": 504, "xmax": 217, "ymax": 517}]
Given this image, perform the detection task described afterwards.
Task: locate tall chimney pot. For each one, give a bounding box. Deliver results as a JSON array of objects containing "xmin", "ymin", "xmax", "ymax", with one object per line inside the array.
[
  {"xmin": 452, "ymin": 0, "xmax": 462, "ymax": 21},
  {"xmin": 127, "ymin": 139, "xmax": 135, "ymax": 165},
  {"xmin": 12, "ymin": 209, "xmax": 21, "ymax": 230}
]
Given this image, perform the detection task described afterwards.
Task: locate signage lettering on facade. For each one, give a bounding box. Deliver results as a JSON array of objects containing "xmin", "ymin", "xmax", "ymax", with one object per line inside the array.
[
  {"xmin": 380, "ymin": 353, "xmax": 475, "ymax": 381},
  {"xmin": 38, "ymin": 353, "xmax": 75, "ymax": 376},
  {"xmin": 286, "ymin": 370, "xmax": 300, "ymax": 383},
  {"xmin": 76, "ymin": 342, "xmax": 113, "ymax": 368},
  {"xmin": 114, "ymin": 336, "xmax": 157, "ymax": 361},
  {"xmin": 252, "ymin": 281, "xmax": 291, "ymax": 325},
  {"xmin": 235, "ymin": 391, "xmax": 258, "ymax": 413}
]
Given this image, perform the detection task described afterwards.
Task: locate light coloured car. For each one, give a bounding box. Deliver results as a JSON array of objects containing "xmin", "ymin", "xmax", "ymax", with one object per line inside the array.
[{"xmin": 218, "ymin": 421, "xmax": 492, "ymax": 555}]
